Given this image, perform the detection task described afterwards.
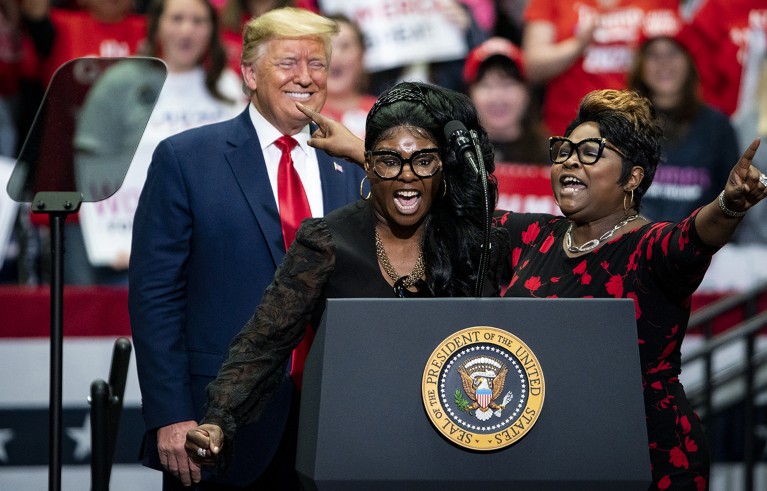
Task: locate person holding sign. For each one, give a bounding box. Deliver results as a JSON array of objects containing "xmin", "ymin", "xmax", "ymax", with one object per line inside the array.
[{"xmin": 319, "ymin": 0, "xmax": 488, "ymax": 94}]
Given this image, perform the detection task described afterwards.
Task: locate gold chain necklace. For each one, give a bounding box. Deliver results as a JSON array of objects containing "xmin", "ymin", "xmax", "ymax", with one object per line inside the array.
[
  {"xmin": 375, "ymin": 229, "xmax": 425, "ymax": 289},
  {"xmin": 565, "ymin": 214, "xmax": 641, "ymax": 253}
]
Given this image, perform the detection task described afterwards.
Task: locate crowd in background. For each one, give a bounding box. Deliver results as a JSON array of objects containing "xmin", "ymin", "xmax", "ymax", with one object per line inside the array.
[
  {"xmin": 0, "ymin": 2, "xmax": 765, "ymax": 490},
  {"xmin": 0, "ymin": 0, "xmax": 765, "ymax": 286}
]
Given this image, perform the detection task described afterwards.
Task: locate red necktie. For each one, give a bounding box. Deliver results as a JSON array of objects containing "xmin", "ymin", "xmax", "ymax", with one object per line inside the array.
[
  {"xmin": 276, "ymin": 135, "xmax": 311, "ymax": 249},
  {"xmin": 275, "ymin": 135, "xmax": 314, "ymax": 390}
]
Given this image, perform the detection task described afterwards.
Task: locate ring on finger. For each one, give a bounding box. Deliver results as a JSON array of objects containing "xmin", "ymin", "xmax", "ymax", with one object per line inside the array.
[
  {"xmin": 759, "ymin": 173, "xmax": 767, "ymax": 187},
  {"xmin": 197, "ymin": 447, "xmax": 206, "ymax": 458}
]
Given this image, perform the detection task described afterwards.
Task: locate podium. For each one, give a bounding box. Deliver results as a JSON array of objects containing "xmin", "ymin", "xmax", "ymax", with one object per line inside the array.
[{"xmin": 296, "ymin": 298, "xmax": 651, "ymax": 491}]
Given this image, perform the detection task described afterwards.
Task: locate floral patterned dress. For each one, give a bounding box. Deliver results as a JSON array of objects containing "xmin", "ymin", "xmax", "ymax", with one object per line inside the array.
[{"xmin": 496, "ymin": 209, "xmax": 717, "ymax": 491}]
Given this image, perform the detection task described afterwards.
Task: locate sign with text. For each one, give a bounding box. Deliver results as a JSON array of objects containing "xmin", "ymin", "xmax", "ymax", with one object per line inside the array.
[
  {"xmin": 78, "ymin": 164, "xmax": 144, "ymax": 266},
  {"xmin": 320, "ymin": 0, "xmax": 467, "ymax": 72},
  {"xmin": 422, "ymin": 326, "xmax": 545, "ymax": 450}
]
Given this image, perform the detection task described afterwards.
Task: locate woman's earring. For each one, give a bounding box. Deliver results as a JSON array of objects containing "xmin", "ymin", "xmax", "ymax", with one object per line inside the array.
[
  {"xmin": 360, "ymin": 175, "xmax": 371, "ymax": 200},
  {"xmin": 623, "ymin": 188, "xmax": 635, "ymax": 214},
  {"xmin": 442, "ymin": 178, "xmax": 448, "ymax": 198}
]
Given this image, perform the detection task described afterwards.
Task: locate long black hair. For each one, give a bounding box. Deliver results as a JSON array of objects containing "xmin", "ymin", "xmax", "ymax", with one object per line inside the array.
[{"xmin": 366, "ymin": 81, "xmax": 504, "ymax": 296}]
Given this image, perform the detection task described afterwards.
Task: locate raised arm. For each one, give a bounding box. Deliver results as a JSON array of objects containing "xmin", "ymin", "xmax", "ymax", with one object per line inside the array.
[
  {"xmin": 296, "ymin": 102, "xmax": 366, "ymax": 166},
  {"xmin": 522, "ymin": 16, "xmax": 596, "ymax": 83},
  {"xmin": 695, "ymin": 138, "xmax": 767, "ymax": 246}
]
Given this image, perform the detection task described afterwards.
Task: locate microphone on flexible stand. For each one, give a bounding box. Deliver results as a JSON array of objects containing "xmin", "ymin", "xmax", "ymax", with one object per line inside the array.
[
  {"xmin": 444, "ymin": 120, "xmax": 479, "ymax": 175},
  {"xmin": 443, "ymin": 120, "xmax": 491, "ymax": 296}
]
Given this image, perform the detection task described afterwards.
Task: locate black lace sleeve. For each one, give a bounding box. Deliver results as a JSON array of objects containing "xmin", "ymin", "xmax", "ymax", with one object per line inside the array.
[{"xmin": 201, "ymin": 218, "xmax": 336, "ymax": 438}]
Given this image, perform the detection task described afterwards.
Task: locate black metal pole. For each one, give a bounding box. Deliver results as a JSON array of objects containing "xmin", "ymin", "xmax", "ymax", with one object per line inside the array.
[
  {"xmin": 89, "ymin": 337, "xmax": 132, "ymax": 490},
  {"xmin": 703, "ymin": 321, "xmax": 713, "ymax": 426},
  {"xmin": 743, "ymin": 297, "xmax": 758, "ymax": 491},
  {"xmin": 106, "ymin": 337, "xmax": 131, "ymax": 468},
  {"xmin": 49, "ymin": 212, "xmax": 65, "ymax": 491},
  {"xmin": 33, "ymin": 192, "xmax": 81, "ymax": 491},
  {"xmin": 744, "ymin": 333, "xmax": 755, "ymax": 491},
  {"xmin": 90, "ymin": 380, "xmax": 109, "ymax": 491}
]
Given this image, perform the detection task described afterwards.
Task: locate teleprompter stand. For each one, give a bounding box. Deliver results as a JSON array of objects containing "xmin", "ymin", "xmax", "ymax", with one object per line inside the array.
[
  {"xmin": 7, "ymin": 57, "xmax": 165, "ymax": 491},
  {"xmin": 32, "ymin": 191, "xmax": 82, "ymax": 491}
]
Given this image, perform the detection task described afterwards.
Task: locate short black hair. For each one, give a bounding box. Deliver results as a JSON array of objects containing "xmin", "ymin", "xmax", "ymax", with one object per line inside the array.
[{"xmin": 565, "ymin": 89, "xmax": 663, "ymax": 211}]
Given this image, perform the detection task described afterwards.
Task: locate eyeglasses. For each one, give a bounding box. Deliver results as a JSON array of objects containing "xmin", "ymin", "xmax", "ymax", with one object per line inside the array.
[
  {"xmin": 549, "ymin": 137, "xmax": 627, "ymax": 165},
  {"xmin": 366, "ymin": 148, "xmax": 442, "ymax": 179}
]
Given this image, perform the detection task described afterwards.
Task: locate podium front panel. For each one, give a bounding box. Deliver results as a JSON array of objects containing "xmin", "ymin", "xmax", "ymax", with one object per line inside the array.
[{"xmin": 297, "ymin": 298, "xmax": 650, "ymax": 491}]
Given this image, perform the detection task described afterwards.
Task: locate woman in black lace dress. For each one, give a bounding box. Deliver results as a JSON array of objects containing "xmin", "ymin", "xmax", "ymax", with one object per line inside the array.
[{"xmin": 183, "ymin": 81, "xmax": 508, "ymax": 475}]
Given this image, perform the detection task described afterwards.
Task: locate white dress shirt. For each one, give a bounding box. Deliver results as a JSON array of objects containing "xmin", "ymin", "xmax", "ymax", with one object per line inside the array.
[{"xmin": 248, "ymin": 103, "xmax": 324, "ymax": 217}]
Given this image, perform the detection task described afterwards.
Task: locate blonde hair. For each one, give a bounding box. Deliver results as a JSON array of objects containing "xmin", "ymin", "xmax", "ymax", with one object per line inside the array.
[{"xmin": 241, "ymin": 7, "xmax": 338, "ymax": 67}]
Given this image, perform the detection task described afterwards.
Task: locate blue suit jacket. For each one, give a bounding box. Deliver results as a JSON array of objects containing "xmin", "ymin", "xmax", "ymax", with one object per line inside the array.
[{"xmin": 128, "ymin": 108, "xmax": 365, "ymax": 485}]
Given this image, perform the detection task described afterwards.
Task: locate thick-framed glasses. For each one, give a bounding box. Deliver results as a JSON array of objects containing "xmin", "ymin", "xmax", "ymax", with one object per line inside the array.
[
  {"xmin": 549, "ymin": 137, "xmax": 627, "ymax": 165},
  {"xmin": 366, "ymin": 148, "xmax": 442, "ymax": 179}
]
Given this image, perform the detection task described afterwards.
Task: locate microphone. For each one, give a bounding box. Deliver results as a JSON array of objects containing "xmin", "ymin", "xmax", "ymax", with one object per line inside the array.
[
  {"xmin": 444, "ymin": 120, "xmax": 490, "ymax": 295},
  {"xmin": 444, "ymin": 120, "xmax": 479, "ymax": 174}
]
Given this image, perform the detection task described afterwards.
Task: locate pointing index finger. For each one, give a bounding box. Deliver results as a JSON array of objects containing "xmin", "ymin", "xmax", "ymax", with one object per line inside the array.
[
  {"xmin": 737, "ymin": 138, "xmax": 761, "ymax": 172},
  {"xmin": 296, "ymin": 102, "xmax": 322, "ymax": 124}
]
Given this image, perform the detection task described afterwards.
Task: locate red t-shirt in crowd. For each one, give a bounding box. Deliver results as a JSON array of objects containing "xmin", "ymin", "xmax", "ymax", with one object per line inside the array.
[
  {"xmin": 41, "ymin": 9, "xmax": 146, "ymax": 85},
  {"xmin": 683, "ymin": 0, "xmax": 767, "ymax": 116},
  {"xmin": 524, "ymin": 0, "xmax": 680, "ymax": 135}
]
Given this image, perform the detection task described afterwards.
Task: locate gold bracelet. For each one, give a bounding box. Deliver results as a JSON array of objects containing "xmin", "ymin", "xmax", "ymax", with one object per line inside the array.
[{"xmin": 718, "ymin": 190, "xmax": 747, "ymax": 218}]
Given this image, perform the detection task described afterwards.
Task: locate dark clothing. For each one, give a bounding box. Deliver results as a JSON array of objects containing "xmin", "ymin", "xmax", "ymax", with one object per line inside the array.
[
  {"xmin": 161, "ymin": 389, "xmax": 300, "ymax": 491},
  {"xmin": 202, "ymin": 200, "xmax": 503, "ymax": 457},
  {"xmin": 496, "ymin": 209, "xmax": 717, "ymax": 490},
  {"xmin": 129, "ymin": 109, "xmax": 365, "ymax": 487},
  {"xmin": 641, "ymin": 106, "xmax": 738, "ymax": 222},
  {"xmin": 492, "ymin": 129, "xmax": 550, "ymax": 165}
]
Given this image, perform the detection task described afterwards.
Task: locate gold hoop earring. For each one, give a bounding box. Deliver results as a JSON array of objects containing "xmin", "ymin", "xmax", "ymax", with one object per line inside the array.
[
  {"xmin": 441, "ymin": 178, "xmax": 448, "ymax": 198},
  {"xmin": 360, "ymin": 175, "xmax": 371, "ymax": 200},
  {"xmin": 624, "ymin": 188, "xmax": 635, "ymax": 214}
]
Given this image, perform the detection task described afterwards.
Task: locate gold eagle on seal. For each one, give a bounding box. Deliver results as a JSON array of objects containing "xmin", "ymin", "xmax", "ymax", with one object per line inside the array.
[{"xmin": 458, "ymin": 356, "xmax": 512, "ymax": 421}]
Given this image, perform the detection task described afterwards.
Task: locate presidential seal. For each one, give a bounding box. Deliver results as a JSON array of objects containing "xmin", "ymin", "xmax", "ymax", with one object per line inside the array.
[{"xmin": 421, "ymin": 326, "xmax": 545, "ymax": 451}]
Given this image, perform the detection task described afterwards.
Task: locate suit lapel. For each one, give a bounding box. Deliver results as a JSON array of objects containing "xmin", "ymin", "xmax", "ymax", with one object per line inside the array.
[
  {"xmin": 224, "ymin": 111, "xmax": 285, "ymax": 266},
  {"xmin": 317, "ymin": 149, "xmax": 353, "ymax": 214},
  {"xmin": 223, "ymin": 115, "xmax": 354, "ymax": 266}
]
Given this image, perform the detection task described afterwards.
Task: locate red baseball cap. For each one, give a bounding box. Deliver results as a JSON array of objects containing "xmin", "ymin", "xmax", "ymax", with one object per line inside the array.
[{"xmin": 463, "ymin": 37, "xmax": 526, "ymax": 85}]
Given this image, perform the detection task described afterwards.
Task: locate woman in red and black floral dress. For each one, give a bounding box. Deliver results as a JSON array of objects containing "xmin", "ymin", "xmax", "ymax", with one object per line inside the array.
[{"xmin": 496, "ymin": 89, "xmax": 767, "ymax": 490}]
